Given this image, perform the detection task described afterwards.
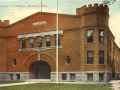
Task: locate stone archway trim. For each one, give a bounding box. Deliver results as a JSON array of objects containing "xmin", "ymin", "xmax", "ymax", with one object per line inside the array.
[{"xmin": 22, "ymin": 54, "xmax": 56, "ymax": 72}]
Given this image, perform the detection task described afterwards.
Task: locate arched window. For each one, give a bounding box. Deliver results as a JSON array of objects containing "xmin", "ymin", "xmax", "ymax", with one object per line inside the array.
[
  {"xmin": 13, "ymin": 59, "xmax": 17, "ymax": 66},
  {"xmin": 66, "ymin": 56, "xmax": 71, "ymax": 64}
]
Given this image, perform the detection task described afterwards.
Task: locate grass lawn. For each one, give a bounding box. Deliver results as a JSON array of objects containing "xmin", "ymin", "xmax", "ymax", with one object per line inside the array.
[{"xmin": 0, "ymin": 83, "xmax": 113, "ymax": 90}]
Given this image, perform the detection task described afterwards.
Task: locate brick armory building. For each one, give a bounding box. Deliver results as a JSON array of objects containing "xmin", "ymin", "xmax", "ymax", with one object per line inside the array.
[{"xmin": 0, "ymin": 3, "xmax": 119, "ymax": 82}]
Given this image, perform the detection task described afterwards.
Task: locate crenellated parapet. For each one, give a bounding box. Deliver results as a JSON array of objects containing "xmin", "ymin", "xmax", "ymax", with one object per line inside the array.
[
  {"xmin": 0, "ymin": 20, "xmax": 9, "ymax": 26},
  {"xmin": 76, "ymin": 3, "xmax": 109, "ymax": 16},
  {"xmin": 76, "ymin": 3, "xmax": 109, "ymax": 27}
]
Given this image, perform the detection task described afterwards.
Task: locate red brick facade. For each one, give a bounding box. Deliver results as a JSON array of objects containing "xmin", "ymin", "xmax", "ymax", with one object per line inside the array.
[{"xmin": 0, "ymin": 4, "xmax": 119, "ymax": 82}]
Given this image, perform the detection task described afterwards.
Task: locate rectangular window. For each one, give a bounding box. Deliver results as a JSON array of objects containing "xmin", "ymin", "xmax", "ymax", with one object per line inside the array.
[
  {"xmin": 45, "ymin": 35, "xmax": 50, "ymax": 47},
  {"xmin": 87, "ymin": 51, "xmax": 93, "ymax": 64},
  {"xmin": 87, "ymin": 73, "xmax": 93, "ymax": 81},
  {"xmin": 87, "ymin": 30, "xmax": 93, "ymax": 43},
  {"xmin": 10, "ymin": 74, "xmax": 14, "ymax": 80},
  {"xmin": 99, "ymin": 73, "xmax": 104, "ymax": 81},
  {"xmin": 70, "ymin": 74, "xmax": 75, "ymax": 81},
  {"xmin": 54, "ymin": 34, "xmax": 60, "ymax": 46},
  {"xmin": 99, "ymin": 30, "xmax": 104, "ymax": 43},
  {"xmin": 37, "ymin": 36, "xmax": 42, "ymax": 47},
  {"xmin": 16, "ymin": 74, "xmax": 20, "ymax": 80},
  {"xmin": 21, "ymin": 38, "xmax": 26, "ymax": 49},
  {"xmin": 62, "ymin": 74, "xmax": 67, "ymax": 80},
  {"xmin": 99, "ymin": 51, "xmax": 104, "ymax": 64},
  {"xmin": 29, "ymin": 37, "xmax": 34, "ymax": 48}
]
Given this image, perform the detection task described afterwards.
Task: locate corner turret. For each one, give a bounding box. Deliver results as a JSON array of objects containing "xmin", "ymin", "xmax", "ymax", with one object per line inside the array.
[{"xmin": 76, "ymin": 4, "xmax": 109, "ymax": 27}]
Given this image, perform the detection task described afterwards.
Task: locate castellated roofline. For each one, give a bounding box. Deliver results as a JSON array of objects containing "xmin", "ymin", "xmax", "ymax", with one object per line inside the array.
[
  {"xmin": 76, "ymin": 3, "xmax": 109, "ymax": 15},
  {"xmin": 0, "ymin": 20, "xmax": 9, "ymax": 26},
  {"xmin": 82, "ymin": 3, "xmax": 108, "ymax": 8}
]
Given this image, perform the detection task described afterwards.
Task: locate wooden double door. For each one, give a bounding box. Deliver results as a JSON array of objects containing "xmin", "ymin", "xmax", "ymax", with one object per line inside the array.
[{"xmin": 34, "ymin": 61, "xmax": 51, "ymax": 79}]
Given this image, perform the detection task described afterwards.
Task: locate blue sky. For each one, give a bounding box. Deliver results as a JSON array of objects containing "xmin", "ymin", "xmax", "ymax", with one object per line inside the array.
[{"xmin": 0, "ymin": 0, "xmax": 120, "ymax": 46}]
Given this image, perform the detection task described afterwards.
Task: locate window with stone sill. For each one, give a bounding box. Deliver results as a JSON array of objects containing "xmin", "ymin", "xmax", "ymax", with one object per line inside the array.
[
  {"xmin": 87, "ymin": 30, "xmax": 93, "ymax": 43},
  {"xmin": 87, "ymin": 51, "xmax": 93, "ymax": 64},
  {"xmin": 54, "ymin": 34, "xmax": 60, "ymax": 46},
  {"xmin": 21, "ymin": 38, "xmax": 26, "ymax": 49},
  {"xmin": 37, "ymin": 36, "xmax": 42, "ymax": 47},
  {"xmin": 99, "ymin": 29, "xmax": 104, "ymax": 43},
  {"xmin": 45, "ymin": 35, "xmax": 50, "ymax": 47},
  {"xmin": 29, "ymin": 37, "xmax": 34, "ymax": 48},
  {"xmin": 99, "ymin": 51, "xmax": 104, "ymax": 64}
]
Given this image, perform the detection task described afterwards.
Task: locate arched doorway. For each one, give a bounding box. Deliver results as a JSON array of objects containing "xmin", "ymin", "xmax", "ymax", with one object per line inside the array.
[{"xmin": 34, "ymin": 60, "xmax": 51, "ymax": 79}]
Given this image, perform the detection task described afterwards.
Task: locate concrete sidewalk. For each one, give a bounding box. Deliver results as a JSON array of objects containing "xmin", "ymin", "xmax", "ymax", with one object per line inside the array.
[
  {"xmin": 0, "ymin": 82, "xmax": 38, "ymax": 87},
  {"xmin": 108, "ymin": 80, "xmax": 120, "ymax": 90},
  {"xmin": 108, "ymin": 80, "xmax": 120, "ymax": 84}
]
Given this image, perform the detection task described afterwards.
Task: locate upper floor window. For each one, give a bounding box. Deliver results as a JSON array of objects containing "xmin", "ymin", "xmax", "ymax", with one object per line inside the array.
[
  {"xmin": 54, "ymin": 34, "xmax": 60, "ymax": 46},
  {"xmin": 21, "ymin": 38, "xmax": 26, "ymax": 49},
  {"xmin": 87, "ymin": 51, "xmax": 93, "ymax": 64},
  {"xmin": 99, "ymin": 51, "xmax": 104, "ymax": 64},
  {"xmin": 37, "ymin": 36, "xmax": 42, "ymax": 47},
  {"xmin": 29, "ymin": 37, "xmax": 34, "ymax": 48},
  {"xmin": 99, "ymin": 30, "xmax": 104, "ymax": 43},
  {"xmin": 45, "ymin": 35, "xmax": 50, "ymax": 47},
  {"xmin": 87, "ymin": 30, "xmax": 93, "ymax": 43}
]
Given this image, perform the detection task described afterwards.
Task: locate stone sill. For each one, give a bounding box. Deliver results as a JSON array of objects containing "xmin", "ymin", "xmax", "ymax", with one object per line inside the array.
[{"xmin": 86, "ymin": 64, "xmax": 93, "ymax": 66}]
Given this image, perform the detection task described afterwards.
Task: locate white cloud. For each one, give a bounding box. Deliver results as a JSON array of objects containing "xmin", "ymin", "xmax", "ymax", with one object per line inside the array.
[{"xmin": 109, "ymin": 14, "xmax": 120, "ymax": 47}]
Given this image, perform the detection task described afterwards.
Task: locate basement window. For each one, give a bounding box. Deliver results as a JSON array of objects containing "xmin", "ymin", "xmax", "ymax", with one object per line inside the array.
[
  {"xmin": 16, "ymin": 74, "xmax": 20, "ymax": 80},
  {"xmin": 10, "ymin": 74, "xmax": 14, "ymax": 80},
  {"xmin": 70, "ymin": 74, "xmax": 75, "ymax": 81},
  {"xmin": 87, "ymin": 73, "xmax": 93, "ymax": 81},
  {"xmin": 62, "ymin": 74, "xmax": 67, "ymax": 81},
  {"xmin": 99, "ymin": 73, "xmax": 104, "ymax": 81}
]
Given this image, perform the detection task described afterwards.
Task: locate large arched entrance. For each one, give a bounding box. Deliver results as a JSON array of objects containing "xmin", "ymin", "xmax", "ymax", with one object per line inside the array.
[{"xmin": 34, "ymin": 60, "xmax": 51, "ymax": 79}]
